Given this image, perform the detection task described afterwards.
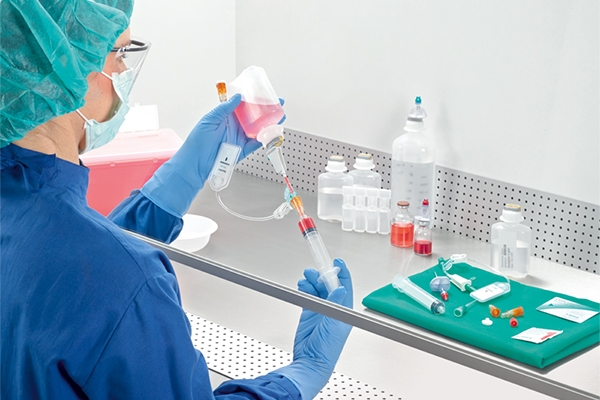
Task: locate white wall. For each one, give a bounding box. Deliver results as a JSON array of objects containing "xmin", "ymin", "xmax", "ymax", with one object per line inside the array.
[
  {"xmin": 128, "ymin": 0, "xmax": 236, "ymax": 140},
  {"xmin": 236, "ymin": 0, "xmax": 599, "ymax": 205}
]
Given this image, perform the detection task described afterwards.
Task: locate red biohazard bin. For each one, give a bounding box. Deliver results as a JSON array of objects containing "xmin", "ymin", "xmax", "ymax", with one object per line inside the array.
[{"xmin": 80, "ymin": 129, "xmax": 182, "ymax": 216}]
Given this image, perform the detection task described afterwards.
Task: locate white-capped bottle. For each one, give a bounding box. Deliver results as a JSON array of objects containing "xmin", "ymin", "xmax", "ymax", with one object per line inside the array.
[
  {"xmin": 318, "ymin": 156, "xmax": 354, "ymax": 222},
  {"xmin": 366, "ymin": 188, "xmax": 379, "ymax": 234},
  {"xmin": 391, "ymin": 97, "xmax": 436, "ymax": 216},
  {"xmin": 491, "ymin": 204, "xmax": 532, "ymax": 278},
  {"xmin": 348, "ymin": 153, "xmax": 382, "ymax": 189}
]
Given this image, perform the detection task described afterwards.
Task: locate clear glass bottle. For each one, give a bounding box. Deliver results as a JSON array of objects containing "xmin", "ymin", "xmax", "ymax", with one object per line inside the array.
[
  {"xmin": 353, "ymin": 187, "xmax": 367, "ymax": 232},
  {"xmin": 491, "ymin": 204, "xmax": 532, "ymax": 278},
  {"xmin": 341, "ymin": 186, "xmax": 355, "ymax": 232},
  {"xmin": 348, "ymin": 153, "xmax": 382, "ymax": 189},
  {"xmin": 414, "ymin": 218, "xmax": 432, "ymax": 256},
  {"xmin": 391, "ymin": 97, "xmax": 436, "ymax": 216},
  {"xmin": 366, "ymin": 188, "xmax": 379, "ymax": 234},
  {"xmin": 317, "ymin": 155, "xmax": 354, "ymax": 222},
  {"xmin": 390, "ymin": 201, "xmax": 414, "ymax": 247},
  {"xmin": 378, "ymin": 189, "xmax": 391, "ymax": 235}
]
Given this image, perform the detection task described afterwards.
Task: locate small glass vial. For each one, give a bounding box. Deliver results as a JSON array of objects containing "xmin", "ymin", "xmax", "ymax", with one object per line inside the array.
[
  {"xmin": 378, "ymin": 189, "xmax": 391, "ymax": 235},
  {"xmin": 491, "ymin": 204, "xmax": 532, "ymax": 278},
  {"xmin": 415, "ymin": 198, "xmax": 430, "ymax": 222},
  {"xmin": 317, "ymin": 156, "xmax": 354, "ymax": 222},
  {"xmin": 341, "ymin": 186, "xmax": 355, "ymax": 232},
  {"xmin": 414, "ymin": 218, "xmax": 432, "ymax": 256},
  {"xmin": 353, "ymin": 187, "xmax": 367, "ymax": 233},
  {"xmin": 348, "ymin": 153, "xmax": 382, "ymax": 189},
  {"xmin": 366, "ymin": 188, "xmax": 379, "ymax": 233},
  {"xmin": 391, "ymin": 201, "xmax": 414, "ymax": 247}
]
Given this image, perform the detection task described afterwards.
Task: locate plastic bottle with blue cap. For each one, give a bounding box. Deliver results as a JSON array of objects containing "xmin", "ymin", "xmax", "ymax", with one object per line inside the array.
[{"xmin": 391, "ymin": 97, "xmax": 436, "ymax": 216}]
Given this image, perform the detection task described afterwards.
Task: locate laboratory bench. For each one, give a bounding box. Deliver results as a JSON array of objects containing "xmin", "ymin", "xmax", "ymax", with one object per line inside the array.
[{"xmin": 133, "ymin": 171, "xmax": 600, "ymax": 400}]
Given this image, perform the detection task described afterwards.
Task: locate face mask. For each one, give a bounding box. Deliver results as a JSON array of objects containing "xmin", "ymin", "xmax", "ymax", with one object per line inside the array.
[{"xmin": 77, "ymin": 68, "xmax": 134, "ymax": 154}]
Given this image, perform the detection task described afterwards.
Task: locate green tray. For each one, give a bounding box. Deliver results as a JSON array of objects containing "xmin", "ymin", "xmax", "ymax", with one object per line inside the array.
[{"xmin": 362, "ymin": 261, "xmax": 600, "ymax": 368}]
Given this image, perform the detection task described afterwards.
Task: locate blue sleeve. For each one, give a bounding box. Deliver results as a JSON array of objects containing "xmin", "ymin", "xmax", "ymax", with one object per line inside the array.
[
  {"xmin": 215, "ymin": 373, "xmax": 301, "ymax": 400},
  {"xmin": 82, "ymin": 273, "xmax": 301, "ymax": 400},
  {"xmin": 108, "ymin": 190, "xmax": 183, "ymax": 244}
]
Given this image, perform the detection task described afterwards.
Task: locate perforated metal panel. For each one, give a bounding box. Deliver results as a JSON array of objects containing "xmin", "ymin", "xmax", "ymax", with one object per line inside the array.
[
  {"xmin": 188, "ymin": 314, "xmax": 401, "ymax": 399},
  {"xmin": 237, "ymin": 128, "xmax": 599, "ymax": 274}
]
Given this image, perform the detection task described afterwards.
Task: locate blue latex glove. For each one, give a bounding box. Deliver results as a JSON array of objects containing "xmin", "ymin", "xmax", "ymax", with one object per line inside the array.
[
  {"xmin": 141, "ymin": 93, "xmax": 270, "ymax": 218},
  {"xmin": 274, "ymin": 258, "xmax": 353, "ymax": 399}
]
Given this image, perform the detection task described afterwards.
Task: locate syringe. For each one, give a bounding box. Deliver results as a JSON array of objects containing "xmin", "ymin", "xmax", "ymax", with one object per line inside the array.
[
  {"xmin": 290, "ymin": 194, "xmax": 341, "ymax": 293},
  {"xmin": 392, "ymin": 274, "xmax": 446, "ymax": 315}
]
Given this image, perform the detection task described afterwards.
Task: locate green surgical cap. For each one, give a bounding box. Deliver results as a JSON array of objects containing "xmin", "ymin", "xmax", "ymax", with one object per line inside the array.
[{"xmin": 0, "ymin": 0, "xmax": 134, "ymax": 147}]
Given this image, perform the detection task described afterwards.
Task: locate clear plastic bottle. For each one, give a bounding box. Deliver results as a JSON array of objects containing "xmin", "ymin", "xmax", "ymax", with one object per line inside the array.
[
  {"xmin": 353, "ymin": 187, "xmax": 367, "ymax": 232},
  {"xmin": 366, "ymin": 188, "xmax": 379, "ymax": 234},
  {"xmin": 391, "ymin": 97, "xmax": 436, "ymax": 216},
  {"xmin": 348, "ymin": 153, "xmax": 382, "ymax": 189},
  {"xmin": 491, "ymin": 204, "xmax": 532, "ymax": 278},
  {"xmin": 414, "ymin": 218, "xmax": 433, "ymax": 256},
  {"xmin": 378, "ymin": 189, "xmax": 391, "ymax": 235},
  {"xmin": 390, "ymin": 201, "xmax": 414, "ymax": 247},
  {"xmin": 341, "ymin": 186, "xmax": 355, "ymax": 232},
  {"xmin": 317, "ymin": 156, "xmax": 354, "ymax": 222}
]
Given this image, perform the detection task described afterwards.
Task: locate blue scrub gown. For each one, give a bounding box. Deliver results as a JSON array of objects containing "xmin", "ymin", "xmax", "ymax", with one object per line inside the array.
[{"xmin": 1, "ymin": 144, "xmax": 300, "ymax": 400}]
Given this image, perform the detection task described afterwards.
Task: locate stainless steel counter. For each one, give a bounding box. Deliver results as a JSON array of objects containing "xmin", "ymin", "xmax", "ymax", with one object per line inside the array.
[{"xmin": 134, "ymin": 171, "xmax": 600, "ymax": 400}]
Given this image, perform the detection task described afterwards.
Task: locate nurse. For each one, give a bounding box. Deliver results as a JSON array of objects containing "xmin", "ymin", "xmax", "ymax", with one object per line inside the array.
[{"xmin": 0, "ymin": 1, "xmax": 353, "ymax": 399}]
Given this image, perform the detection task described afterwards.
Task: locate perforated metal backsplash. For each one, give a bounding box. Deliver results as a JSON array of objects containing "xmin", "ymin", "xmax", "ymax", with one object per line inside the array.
[
  {"xmin": 188, "ymin": 314, "xmax": 401, "ymax": 399},
  {"xmin": 237, "ymin": 128, "xmax": 599, "ymax": 274}
]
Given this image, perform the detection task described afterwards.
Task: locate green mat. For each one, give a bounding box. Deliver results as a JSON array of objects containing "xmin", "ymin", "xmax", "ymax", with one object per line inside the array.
[{"xmin": 362, "ymin": 261, "xmax": 600, "ymax": 368}]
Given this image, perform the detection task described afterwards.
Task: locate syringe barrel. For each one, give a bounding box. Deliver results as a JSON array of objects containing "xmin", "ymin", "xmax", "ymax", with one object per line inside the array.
[
  {"xmin": 299, "ymin": 217, "xmax": 341, "ymax": 293},
  {"xmin": 393, "ymin": 275, "xmax": 445, "ymax": 315}
]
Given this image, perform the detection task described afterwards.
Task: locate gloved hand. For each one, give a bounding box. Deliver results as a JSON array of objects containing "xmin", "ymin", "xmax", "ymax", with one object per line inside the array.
[
  {"xmin": 141, "ymin": 93, "xmax": 281, "ymax": 218},
  {"xmin": 274, "ymin": 258, "xmax": 353, "ymax": 399}
]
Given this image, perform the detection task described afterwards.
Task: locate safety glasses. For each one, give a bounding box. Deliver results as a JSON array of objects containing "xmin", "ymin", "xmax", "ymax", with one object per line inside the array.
[{"xmin": 109, "ymin": 37, "xmax": 151, "ymax": 83}]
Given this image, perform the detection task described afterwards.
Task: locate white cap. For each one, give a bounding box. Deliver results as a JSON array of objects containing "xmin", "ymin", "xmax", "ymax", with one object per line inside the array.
[
  {"xmin": 325, "ymin": 155, "xmax": 347, "ymax": 172},
  {"xmin": 353, "ymin": 153, "xmax": 375, "ymax": 170},
  {"xmin": 500, "ymin": 204, "xmax": 524, "ymax": 223}
]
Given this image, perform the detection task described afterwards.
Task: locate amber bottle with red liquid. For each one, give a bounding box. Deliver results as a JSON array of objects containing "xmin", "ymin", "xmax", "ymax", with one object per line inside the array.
[{"xmin": 390, "ymin": 201, "xmax": 414, "ymax": 247}]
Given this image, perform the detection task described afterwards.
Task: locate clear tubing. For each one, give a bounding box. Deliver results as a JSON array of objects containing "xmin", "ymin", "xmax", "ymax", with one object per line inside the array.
[
  {"xmin": 299, "ymin": 217, "xmax": 341, "ymax": 293},
  {"xmin": 392, "ymin": 275, "xmax": 445, "ymax": 315}
]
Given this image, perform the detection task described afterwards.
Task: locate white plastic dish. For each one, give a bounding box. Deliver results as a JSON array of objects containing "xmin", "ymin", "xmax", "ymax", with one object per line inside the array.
[{"xmin": 170, "ymin": 214, "xmax": 218, "ymax": 252}]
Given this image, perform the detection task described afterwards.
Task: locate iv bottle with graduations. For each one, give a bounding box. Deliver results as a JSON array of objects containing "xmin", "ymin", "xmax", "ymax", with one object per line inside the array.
[
  {"xmin": 391, "ymin": 97, "xmax": 436, "ymax": 216},
  {"xmin": 317, "ymin": 156, "xmax": 354, "ymax": 222}
]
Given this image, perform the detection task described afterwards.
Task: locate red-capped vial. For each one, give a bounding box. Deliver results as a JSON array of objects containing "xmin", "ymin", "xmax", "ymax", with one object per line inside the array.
[
  {"xmin": 510, "ymin": 317, "xmax": 518, "ymax": 327},
  {"xmin": 414, "ymin": 218, "xmax": 432, "ymax": 256}
]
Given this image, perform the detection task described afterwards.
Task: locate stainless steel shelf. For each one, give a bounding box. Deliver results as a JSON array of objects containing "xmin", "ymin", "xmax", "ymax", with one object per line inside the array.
[{"xmin": 131, "ymin": 171, "xmax": 600, "ymax": 400}]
